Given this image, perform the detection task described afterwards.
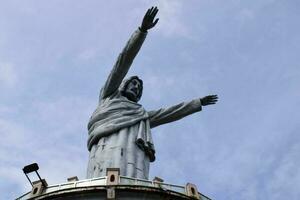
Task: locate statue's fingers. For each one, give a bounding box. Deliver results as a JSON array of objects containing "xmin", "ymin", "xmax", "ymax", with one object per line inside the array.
[
  {"xmin": 149, "ymin": 8, "xmax": 157, "ymax": 21},
  {"xmin": 143, "ymin": 9, "xmax": 150, "ymax": 23},
  {"xmin": 152, "ymin": 7, "xmax": 159, "ymax": 18},
  {"xmin": 151, "ymin": 6, "xmax": 157, "ymax": 14},
  {"xmin": 145, "ymin": 8, "xmax": 151, "ymax": 17},
  {"xmin": 209, "ymin": 97, "xmax": 218, "ymax": 101},
  {"xmin": 152, "ymin": 18, "xmax": 159, "ymax": 26},
  {"xmin": 149, "ymin": 6, "xmax": 154, "ymax": 15},
  {"xmin": 208, "ymin": 101, "xmax": 216, "ymax": 105},
  {"xmin": 208, "ymin": 99, "xmax": 218, "ymax": 103}
]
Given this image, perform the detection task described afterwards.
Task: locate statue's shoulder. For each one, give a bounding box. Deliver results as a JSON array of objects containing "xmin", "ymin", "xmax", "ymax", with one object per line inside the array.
[{"xmin": 99, "ymin": 90, "xmax": 122, "ymax": 104}]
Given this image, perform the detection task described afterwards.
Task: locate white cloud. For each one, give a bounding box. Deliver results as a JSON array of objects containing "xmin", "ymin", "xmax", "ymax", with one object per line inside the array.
[
  {"xmin": 0, "ymin": 97, "xmax": 91, "ymax": 198},
  {"xmin": 143, "ymin": 74, "xmax": 176, "ymax": 103},
  {"xmin": 77, "ymin": 49, "xmax": 97, "ymax": 61},
  {"xmin": 31, "ymin": 96, "xmax": 93, "ymax": 131},
  {"xmin": 155, "ymin": 0, "xmax": 190, "ymax": 38},
  {"xmin": 266, "ymin": 143, "xmax": 300, "ymax": 199},
  {"xmin": 0, "ymin": 117, "xmax": 35, "ymax": 197},
  {"xmin": 238, "ymin": 8, "xmax": 255, "ymax": 22},
  {"xmin": 0, "ymin": 105, "xmax": 15, "ymax": 115},
  {"xmin": 0, "ymin": 118, "xmax": 31, "ymax": 152},
  {"xmin": 0, "ymin": 62, "xmax": 17, "ymax": 88}
]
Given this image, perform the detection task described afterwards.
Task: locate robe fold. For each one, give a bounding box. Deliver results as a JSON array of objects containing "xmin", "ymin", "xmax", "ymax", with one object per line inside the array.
[{"xmin": 87, "ymin": 92, "xmax": 156, "ymax": 162}]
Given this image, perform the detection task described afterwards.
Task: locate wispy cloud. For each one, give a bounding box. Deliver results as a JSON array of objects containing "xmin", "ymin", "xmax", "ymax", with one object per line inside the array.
[
  {"xmin": 0, "ymin": 62, "xmax": 17, "ymax": 88},
  {"xmin": 155, "ymin": 1, "xmax": 189, "ymax": 38}
]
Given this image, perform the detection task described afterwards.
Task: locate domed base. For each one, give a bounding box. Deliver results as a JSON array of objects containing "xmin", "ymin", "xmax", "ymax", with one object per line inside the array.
[{"xmin": 17, "ymin": 176, "xmax": 211, "ymax": 200}]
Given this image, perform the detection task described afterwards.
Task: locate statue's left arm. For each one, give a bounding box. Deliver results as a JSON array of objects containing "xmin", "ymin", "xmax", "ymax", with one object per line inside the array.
[
  {"xmin": 100, "ymin": 7, "xmax": 159, "ymax": 99},
  {"xmin": 148, "ymin": 95, "xmax": 218, "ymax": 128},
  {"xmin": 99, "ymin": 29, "xmax": 146, "ymax": 99}
]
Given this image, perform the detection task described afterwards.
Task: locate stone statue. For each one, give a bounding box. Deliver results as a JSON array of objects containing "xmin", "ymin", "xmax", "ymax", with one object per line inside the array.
[{"xmin": 86, "ymin": 7, "xmax": 218, "ymax": 180}]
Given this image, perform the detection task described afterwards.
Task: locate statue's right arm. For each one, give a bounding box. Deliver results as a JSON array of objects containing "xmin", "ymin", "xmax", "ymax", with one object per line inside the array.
[{"xmin": 100, "ymin": 29, "xmax": 147, "ymax": 99}]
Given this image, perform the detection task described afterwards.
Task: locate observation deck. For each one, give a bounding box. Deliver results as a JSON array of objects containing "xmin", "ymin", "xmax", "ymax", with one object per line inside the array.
[{"xmin": 17, "ymin": 174, "xmax": 211, "ymax": 200}]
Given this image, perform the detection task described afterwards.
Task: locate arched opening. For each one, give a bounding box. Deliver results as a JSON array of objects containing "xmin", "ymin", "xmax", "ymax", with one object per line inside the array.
[
  {"xmin": 191, "ymin": 187, "xmax": 195, "ymax": 195},
  {"xmin": 110, "ymin": 174, "xmax": 115, "ymax": 182}
]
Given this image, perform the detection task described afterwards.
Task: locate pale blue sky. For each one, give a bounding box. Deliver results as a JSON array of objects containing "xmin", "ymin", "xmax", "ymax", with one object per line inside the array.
[{"xmin": 0, "ymin": 0, "xmax": 299, "ymax": 199}]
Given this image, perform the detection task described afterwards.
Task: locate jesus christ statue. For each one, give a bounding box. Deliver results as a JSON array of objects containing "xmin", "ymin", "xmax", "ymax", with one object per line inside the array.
[{"xmin": 86, "ymin": 6, "xmax": 218, "ymax": 180}]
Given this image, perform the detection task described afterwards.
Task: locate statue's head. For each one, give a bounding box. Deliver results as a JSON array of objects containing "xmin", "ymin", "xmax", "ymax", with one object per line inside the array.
[{"xmin": 120, "ymin": 76, "xmax": 143, "ymax": 102}]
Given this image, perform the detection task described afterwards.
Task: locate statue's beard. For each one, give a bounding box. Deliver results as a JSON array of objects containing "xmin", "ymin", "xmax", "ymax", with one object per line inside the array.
[{"xmin": 124, "ymin": 90, "xmax": 139, "ymax": 102}]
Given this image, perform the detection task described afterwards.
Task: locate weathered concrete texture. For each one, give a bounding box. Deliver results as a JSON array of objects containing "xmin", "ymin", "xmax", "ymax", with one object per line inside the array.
[{"xmin": 87, "ymin": 121, "xmax": 151, "ymax": 179}]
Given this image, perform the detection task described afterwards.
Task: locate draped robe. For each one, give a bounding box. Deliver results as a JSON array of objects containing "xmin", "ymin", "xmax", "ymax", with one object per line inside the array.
[{"xmin": 86, "ymin": 29, "xmax": 203, "ymax": 179}]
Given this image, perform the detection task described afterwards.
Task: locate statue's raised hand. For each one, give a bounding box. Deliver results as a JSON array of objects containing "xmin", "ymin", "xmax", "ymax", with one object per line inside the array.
[
  {"xmin": 140, "ymin": 7, "xmax": 159, "ymax": 32},
  {"xmin": 201, "ymin": 95, "xmax": 218, "ymax": 106}
]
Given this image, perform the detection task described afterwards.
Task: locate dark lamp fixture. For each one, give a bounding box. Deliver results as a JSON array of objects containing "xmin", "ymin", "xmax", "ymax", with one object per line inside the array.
[
  {"xmin": 23, "ymin": 163, "xmax": 39, "ymax": 174},
  {"xmin": 22, "ymin": 163, "xmax": 46, "ymax": 188}
]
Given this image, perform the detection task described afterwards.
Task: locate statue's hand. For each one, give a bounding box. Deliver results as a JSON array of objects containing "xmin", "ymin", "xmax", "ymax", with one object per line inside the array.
[
  {"xmin": 140, "ymin": 6, "xmax": 159, "ymax": 32},
  {"xmin": 200, "ymin": 95, "xmax": 218, "ymax": 106}
]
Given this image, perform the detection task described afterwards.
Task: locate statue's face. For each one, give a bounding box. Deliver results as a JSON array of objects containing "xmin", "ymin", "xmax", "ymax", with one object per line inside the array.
[{"xmin": 124, "ymin": 78, "xmax": 142, "ymax": 102}]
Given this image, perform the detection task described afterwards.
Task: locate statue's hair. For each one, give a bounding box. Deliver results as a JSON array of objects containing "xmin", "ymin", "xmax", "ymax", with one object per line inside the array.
[{"xmin": 119, "ymin": 76, "xmax": 143, "ymax": 102}]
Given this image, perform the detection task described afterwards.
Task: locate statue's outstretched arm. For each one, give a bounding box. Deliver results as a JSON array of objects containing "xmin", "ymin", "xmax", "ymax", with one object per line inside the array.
[
  {"xmin": 148, "ymin": 95, "xmax": 218, "ymax": 128},
  {"xmin": 100, "ymin": 7, "xmax": 159, "ymax": 99}
]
